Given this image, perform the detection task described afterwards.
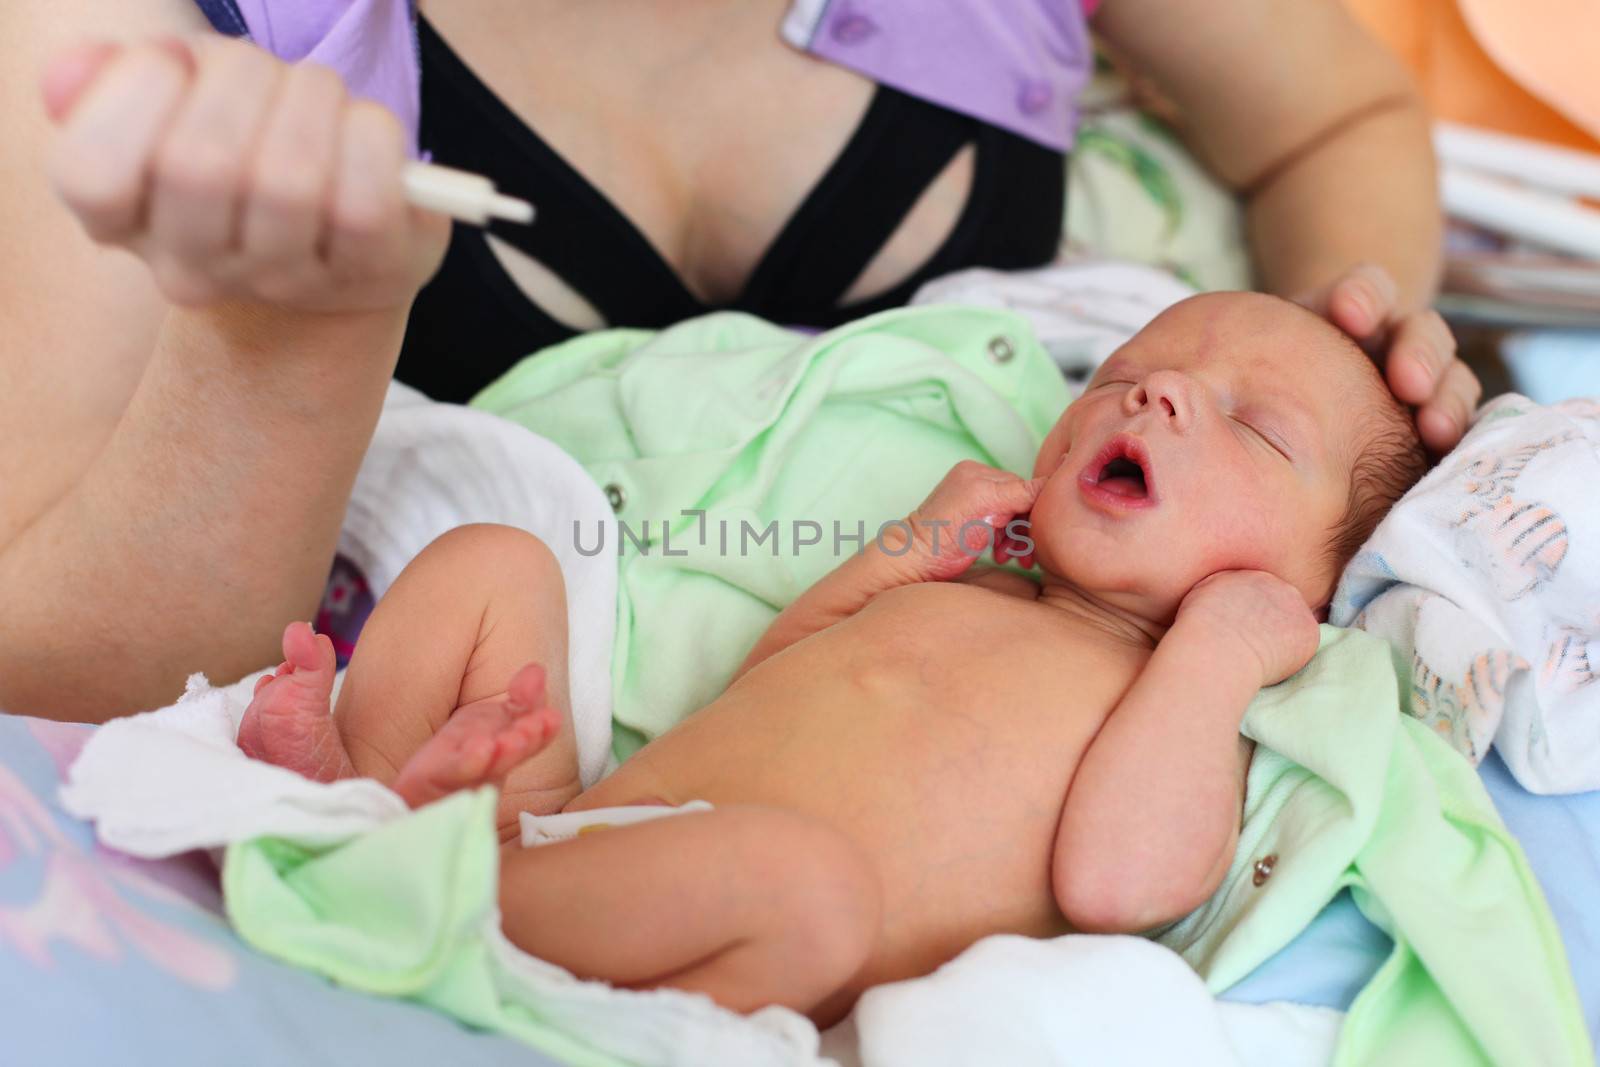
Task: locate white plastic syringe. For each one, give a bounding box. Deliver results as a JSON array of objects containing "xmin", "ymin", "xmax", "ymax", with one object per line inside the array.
[{"xmin": 402, "ymin": 162, "xmax": 535, "ymax": 226}]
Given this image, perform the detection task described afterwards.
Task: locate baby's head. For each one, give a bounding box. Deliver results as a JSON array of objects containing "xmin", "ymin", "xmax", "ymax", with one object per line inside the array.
[{"xmin": 1029, "ymin": 291, "xmax": 1428, "ymax": 623}]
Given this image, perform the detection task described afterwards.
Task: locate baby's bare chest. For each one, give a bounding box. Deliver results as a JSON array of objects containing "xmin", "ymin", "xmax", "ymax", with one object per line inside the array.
[{"xmin": 631, "ymin": 585, "xmax": 1147, "ymax": 824}]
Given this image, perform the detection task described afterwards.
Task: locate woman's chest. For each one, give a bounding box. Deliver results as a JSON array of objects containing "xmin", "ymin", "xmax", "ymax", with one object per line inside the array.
[{"xmin": 416, "ymin": 0, "xmax": 883, "ymax": 303}]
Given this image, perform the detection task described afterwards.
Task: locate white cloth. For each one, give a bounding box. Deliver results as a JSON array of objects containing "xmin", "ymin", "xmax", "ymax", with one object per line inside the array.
[
  {"xmin": 911, "ymin": 260, "xmax": 1196, "ymax": 384},
  {"xmin": 824, "ymin": 934, "xmax": 1339, "ymax": 1067},
  {"xmin": 1332, "ymin": 394, "xmax": 1600, "ymax": 793},
  {"xmin": 519, "ymin": 801, "xmax": 714, "ymax": 846}
]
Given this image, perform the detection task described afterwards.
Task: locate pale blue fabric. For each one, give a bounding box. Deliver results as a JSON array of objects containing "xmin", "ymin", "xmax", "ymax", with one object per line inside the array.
[
  {"xmin": 0, "ymin": 714, "xmax": 555, "ymax": 1067},
  {"xmin": 1502, "ymin": 330, "xmax": 1600, "ymax": 406}
]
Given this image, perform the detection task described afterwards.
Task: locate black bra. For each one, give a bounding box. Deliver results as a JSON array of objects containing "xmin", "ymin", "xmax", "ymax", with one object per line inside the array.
[{"xmin": 398, "ymin": 18, "xmax": 1066, "ymax": 400}]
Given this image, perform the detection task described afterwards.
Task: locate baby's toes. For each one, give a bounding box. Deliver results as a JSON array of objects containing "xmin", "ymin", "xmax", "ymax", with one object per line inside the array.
[
  {"xmin": 487, "ymin": 709, "xmax": 556, "ymax": 778},
  {"xmin": 454, "ymin": 728, "xmax": 499, "ymax": 783},
  {"xmin": 503, "ymin": 663, "xmax": 547, "ymax": 717}
]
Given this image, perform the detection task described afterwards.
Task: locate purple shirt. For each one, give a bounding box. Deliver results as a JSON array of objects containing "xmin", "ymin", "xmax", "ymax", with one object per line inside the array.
[{"xmin": 203, "ymin": 0, "xmax": 1096, "ymax": 157}]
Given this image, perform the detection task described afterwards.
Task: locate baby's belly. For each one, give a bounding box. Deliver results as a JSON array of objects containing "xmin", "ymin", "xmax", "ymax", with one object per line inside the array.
[{"xmin": 575, "ymin": 585, "xmax": 1141, "ymax": 987}]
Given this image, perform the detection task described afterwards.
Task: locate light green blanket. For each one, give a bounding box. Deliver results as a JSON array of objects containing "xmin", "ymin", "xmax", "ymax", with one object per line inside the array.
[{"xmin": 224, "ymin": 308, "xmax": 1589, "ymax": 1066}]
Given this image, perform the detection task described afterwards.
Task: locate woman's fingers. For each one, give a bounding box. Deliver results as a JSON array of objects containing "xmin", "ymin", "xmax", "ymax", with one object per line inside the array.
[
  {"xmin": 47, "ymin": 34, "xmax": 452, "ymax": 316},
  {"xmin": 1416, "ymin": 359, "xmax": 1483, "ymax": 455},
  {"xmin": 240, "ymin": 62, "xmax": 346, "ymax": 298},
  {"xmin": 1299, "ymin": 263, "xmax": 1482, "ymax": 454},
  {"xmin": 40, "ymin": 40, "xmax": 125, "ymax": 123},
  {"xmin": 147, "ymin": 37, "xmax": 283, "ymax": 274},
  {"xmin": 326, "ymin": 99, "xmax": 411, "ymax": 286},
  {"xmin": 46, "ymin": 43, "xmax": 193, "ymax": 244},
  {"xmin": 1384, "ymin": 309, "xmax": 1457, "ymax": 406},
  {"xmin": 1321, "ymin": 263, "xmax": 1399, "ymax": 353}
]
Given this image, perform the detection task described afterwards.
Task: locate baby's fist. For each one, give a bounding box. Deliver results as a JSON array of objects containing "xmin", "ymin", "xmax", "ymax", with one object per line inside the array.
[
  {"xmin": 1179, "ymin": 571, "xmax": 1320, "ymax": 687},
  {"xmin": 904, "ymin": 461, "xmax": 1043, "ymax": 580}
]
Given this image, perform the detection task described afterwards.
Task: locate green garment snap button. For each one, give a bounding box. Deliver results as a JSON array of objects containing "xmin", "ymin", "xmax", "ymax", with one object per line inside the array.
[
  {"xmin": 1252, "ymin": 853, "xmax": 1278, "ymax": 887},
  {"xmin": 987, "ymin": 335, "xmax": 1016, "ymax": 365},
  {"xmin": 604, "ymin": 483, "xmax": 626, "ymax": 512}
]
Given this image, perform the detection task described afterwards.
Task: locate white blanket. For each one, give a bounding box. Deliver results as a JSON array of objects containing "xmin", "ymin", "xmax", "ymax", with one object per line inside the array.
[
  {"xmin": 1332, "ymin": 394, "xmax": 1600, "ymax": 794},
  {"xmin": 59, "ymin": 376, "xmax": 1338, "ymax": 1067}
]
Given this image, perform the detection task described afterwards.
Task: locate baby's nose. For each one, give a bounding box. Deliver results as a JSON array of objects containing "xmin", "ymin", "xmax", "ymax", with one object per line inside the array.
[{"xmin": 1124, "ymin": 370, "xmax": 1194, "ymax": 431}]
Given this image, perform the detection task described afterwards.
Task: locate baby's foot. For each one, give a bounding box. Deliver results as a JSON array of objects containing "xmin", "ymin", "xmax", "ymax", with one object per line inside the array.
[
  {"xmin": 390, "ymin": 663, "xmax": 559, "ymax": 811},
  {"xmin": 237, "ymin": 621, "xmax": 354, "ymax": 783}
]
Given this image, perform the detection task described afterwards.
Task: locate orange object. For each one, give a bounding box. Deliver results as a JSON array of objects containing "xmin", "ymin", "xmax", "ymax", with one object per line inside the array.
[{"xmin": 1345, "ymin": 0, "xmax": 1600, "ymax": 153}]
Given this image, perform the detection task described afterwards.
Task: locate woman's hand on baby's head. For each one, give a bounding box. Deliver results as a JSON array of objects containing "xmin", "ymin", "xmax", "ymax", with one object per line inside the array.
[
  {"xmin": 42, "ymin": 36, "xmax": 449, "ymax": 316},
  {"xmin": 1296, "ymin": 264, "xmax": 1481, "ymax": 457},
  {"xmin": 1177, "ymin": 570, "xmax": 1320, "ymax": 688},
  {"xmin": 903, "ymin": 461, "xmax": 1045, "ymax": 581}
]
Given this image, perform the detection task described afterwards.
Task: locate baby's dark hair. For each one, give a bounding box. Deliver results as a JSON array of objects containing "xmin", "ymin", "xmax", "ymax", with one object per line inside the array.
[{"xmin": 1322, "ymin": 336, "xmax": 1430, "ymax": 571}]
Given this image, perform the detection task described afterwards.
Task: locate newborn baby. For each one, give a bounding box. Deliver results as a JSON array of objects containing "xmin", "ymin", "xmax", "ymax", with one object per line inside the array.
[{"xmin": 238, "ymin": 292, "xmax": 1428, "ymax": 1027}]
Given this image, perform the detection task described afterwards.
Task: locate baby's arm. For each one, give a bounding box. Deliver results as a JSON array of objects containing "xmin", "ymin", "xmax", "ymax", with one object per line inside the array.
[
  {"xmin": 1051, "ymin": 571, "xmax": 1320, "ymax": 934},
  {"xmin": 733, "ymin": 462, "xmax": 1041, "ymax": 680}
]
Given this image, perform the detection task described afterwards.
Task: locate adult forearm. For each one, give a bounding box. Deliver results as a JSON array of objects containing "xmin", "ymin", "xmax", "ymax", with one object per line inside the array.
[
  {"xmin": 0, "ymin": 301, "xmax": 407, "ymax": 721},
  {"xmin": 1246, "ymin": 95, "xmax": 1443, "ymax": 312}
]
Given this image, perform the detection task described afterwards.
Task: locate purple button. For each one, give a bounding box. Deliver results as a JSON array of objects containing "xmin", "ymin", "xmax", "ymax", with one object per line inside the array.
[
  {"xmin": 1017, "ymin": 79, "xmax": 1053, "ymax": 116},
  {"xmin": 830, "ymin": 12, "xmax": 879, "ymax": 45}
]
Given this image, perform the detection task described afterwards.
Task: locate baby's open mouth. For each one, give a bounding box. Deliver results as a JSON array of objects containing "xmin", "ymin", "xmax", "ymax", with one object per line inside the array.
[
  {"xmin": 1078, "ymin": 433, "xmax": 1157, "ymax": 510},
  {"xmin": 1096, "ymin": 455, "xmax": 1148, "ymax": 499}
]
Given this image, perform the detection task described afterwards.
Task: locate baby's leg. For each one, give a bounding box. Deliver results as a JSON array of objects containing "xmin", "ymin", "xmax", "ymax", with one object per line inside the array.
[
  {"xmin": 498, "ymin": 806, "xmax": 882, "ymax": 1019},
  {"xmin": 337, "ymin": 524, "xmax": 582, "ymax": 824},
  {"xmin": 241, "ymin": 524, "xmax": 580, "ymax": 827}
]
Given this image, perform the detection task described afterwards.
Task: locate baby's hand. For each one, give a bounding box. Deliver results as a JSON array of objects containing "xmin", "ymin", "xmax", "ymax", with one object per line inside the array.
[
  {"xmin": 1178, "ymin": 571, "xmax": 1320, "ymax": 687},
  {"xmin": 43, "ymin": 37, "xmax": 450, "ymax": 315},
  {"xmin": 901, "ymin": 461, "xmax": 1044, "ymax": 581}
]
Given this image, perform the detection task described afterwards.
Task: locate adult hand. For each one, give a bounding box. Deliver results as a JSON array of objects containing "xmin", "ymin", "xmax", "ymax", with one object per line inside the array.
[
  {"xmin": 42, "ymin": 35, "xmax": 450, "ymax": 316},
  {"xmin": 1297, "ymin": 264, "xmax": 1482, "ymax": 456}
]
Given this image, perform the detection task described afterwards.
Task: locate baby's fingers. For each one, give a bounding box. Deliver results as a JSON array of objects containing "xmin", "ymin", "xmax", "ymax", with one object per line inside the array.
[
  {"xmin": 973, "ymin": 473, "xmax": 1046, "ymax": 525},
  {"xmin": 992, "ymin": 516, "xmax": 1036, "ymax": 570},
  {"xmin": 47, "ymin": 43, "xmax": 192, "ymax": 244}
]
